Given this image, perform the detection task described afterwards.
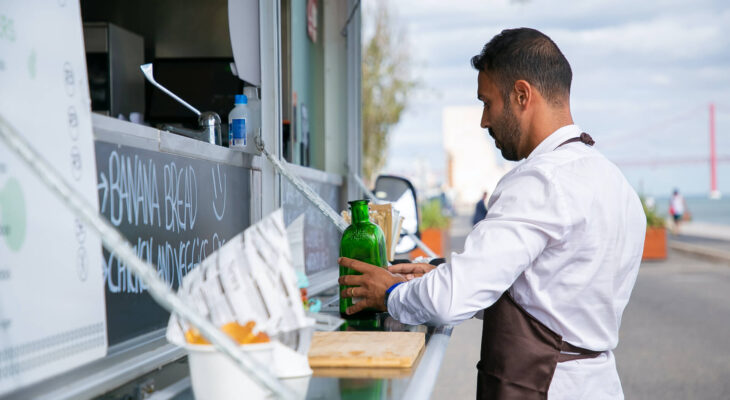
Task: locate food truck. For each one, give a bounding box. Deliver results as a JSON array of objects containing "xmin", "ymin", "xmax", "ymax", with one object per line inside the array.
[{"xmin": 0, "ymin": 1, "xmax": 453, "ymax": 398}]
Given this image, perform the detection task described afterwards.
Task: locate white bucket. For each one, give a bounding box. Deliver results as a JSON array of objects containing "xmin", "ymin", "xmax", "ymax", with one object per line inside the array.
[
  {"xmin": 183, "ymin": 340, "xmax": 313, "ymax": 400},
  {"xmin": 169, "ymin": 318, "xmax": 316, "ymax": 399},
  {"xmin": 185, "ymin": 341, "xmax": 276, "ymax": 400}
]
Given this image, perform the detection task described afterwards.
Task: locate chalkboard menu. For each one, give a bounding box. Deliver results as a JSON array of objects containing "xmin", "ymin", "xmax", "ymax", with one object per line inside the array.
[
  {"xmin": 282, "ymin": 176, "xmax": 341, "ymax": 275},
  {"xmin": 95, "ymin": 141, "xmax": 251, "ymax": 346}
]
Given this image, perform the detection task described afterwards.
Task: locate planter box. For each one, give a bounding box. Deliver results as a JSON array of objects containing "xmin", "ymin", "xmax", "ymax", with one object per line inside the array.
[
  {"xmin": 410, "ymin": 228, "xmax": 449, "ymax": 259},
  {"xmin": 642, "ymin": 227, "xmax": 667, "ymax": 260}
]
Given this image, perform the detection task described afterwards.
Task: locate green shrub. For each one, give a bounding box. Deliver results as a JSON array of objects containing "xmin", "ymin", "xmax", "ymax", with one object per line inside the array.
[
  {"xmin": 420, "ymin": 199, "xmax": 451, "ymax": 230},
  {"xmin": 641, "ymin": 197, "xmax": 665, "ymax": 228}
]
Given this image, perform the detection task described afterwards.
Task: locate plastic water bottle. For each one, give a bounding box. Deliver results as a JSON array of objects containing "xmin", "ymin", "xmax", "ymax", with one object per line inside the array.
[
  {"xmin": 228, "ymin": 94, "xmax": 249, "ymax": 148},
  {"xmin": 243, "ymin": 87, "xmax": 261, "ymax": 153}
]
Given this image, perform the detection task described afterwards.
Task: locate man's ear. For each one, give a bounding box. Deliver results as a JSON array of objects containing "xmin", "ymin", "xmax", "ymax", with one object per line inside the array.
[{"xmin": 513, "ymin": 80, "xmax": 531, "ymax": 109}]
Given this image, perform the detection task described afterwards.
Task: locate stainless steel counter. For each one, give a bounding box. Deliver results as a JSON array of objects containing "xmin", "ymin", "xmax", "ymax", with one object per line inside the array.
[
  {"xmin": 305, "ymin": 293, "xmax": 454, "ymax": 400},
  {"xmin": 304, "ymin": 321, "xmax": 453, "ymax": 400},
  {"xmin": 164, "ymin": 290, "xmax": 453, "ymax": 400}
]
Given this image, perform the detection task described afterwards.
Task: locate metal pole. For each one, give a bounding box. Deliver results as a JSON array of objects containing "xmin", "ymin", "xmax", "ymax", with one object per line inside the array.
[
  {"xmin": 0, "ymin": 115, "xmax": 296, "ymax": 399},
  {"xmin": 710, "ymin": 102, "xmax": 719, "ymax": 198}
]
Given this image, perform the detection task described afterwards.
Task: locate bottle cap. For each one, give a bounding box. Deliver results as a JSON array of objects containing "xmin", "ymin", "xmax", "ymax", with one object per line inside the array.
[{"xmin": 235, "ymin": 94, "xmax": 248, "ymax": 105}]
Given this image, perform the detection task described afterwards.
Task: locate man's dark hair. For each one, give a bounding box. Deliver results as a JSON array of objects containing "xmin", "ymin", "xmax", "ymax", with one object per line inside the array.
[{"xmin": 471, "ymin": 28, "xmax": 572, "ymax": 106}]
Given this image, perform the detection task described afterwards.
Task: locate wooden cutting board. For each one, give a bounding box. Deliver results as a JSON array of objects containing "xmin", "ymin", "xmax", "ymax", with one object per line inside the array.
[{"xmin": 308, "ymin": 331, "xmax": 425, "ymax": 368}]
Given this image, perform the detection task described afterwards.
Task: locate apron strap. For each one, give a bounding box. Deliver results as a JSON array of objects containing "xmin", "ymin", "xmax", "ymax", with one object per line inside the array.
[
  {"xmin": 555, "ymin": 132, "xmax": 595, "ymax": 149},
  {"xmin": 558, "ymin": 340, "xmax": 604, "ymax": 362},
  {"xmin": 554, "ymin": 130, "xmax": 601, "ymax": 363},
  {"xmin": 504, "ymin": 292, "xmax": 604, "ymax": 362}
]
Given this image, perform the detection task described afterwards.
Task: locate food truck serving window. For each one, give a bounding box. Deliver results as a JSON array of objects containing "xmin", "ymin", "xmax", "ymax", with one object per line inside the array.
[{"xmin": 281, "ymin": 0, "xmax": 349, "ymax": 176}]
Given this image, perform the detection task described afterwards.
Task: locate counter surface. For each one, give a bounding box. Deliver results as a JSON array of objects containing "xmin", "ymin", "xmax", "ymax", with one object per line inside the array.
[
  {"xmin": 167, "ymin": 302, "xmax": 453, "ymax": 400},
  {"xmin": 305, "ymin": 311, "xmax": 452, "ymax": 400}
]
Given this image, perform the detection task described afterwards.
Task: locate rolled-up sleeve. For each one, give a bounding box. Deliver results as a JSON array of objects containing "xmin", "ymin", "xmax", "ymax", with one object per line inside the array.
[{"xmin": 388, "ymin": 166, "xmax": 570, "ymax": 326}]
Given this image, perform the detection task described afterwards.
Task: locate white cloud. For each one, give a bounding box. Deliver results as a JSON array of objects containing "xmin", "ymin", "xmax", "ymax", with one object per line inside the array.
[
  {"xmin": 380, "ymin": 0, "xmax": 730, "ymax": 196},
  {"xmin": 555, "ymin": 10, "xmax": 730, "ymax": 65}
]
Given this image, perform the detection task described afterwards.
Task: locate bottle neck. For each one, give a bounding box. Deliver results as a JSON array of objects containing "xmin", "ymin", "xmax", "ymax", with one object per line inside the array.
[{"xmin": 350, "ymin": 202, "xmax": 370, "ymax": 224}]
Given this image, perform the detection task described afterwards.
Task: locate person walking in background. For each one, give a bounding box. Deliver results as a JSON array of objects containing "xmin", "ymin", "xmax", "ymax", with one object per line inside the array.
[
  {"xmin": 472, "ymin": 191, "xmax": 489, "ymax": 226},
  {"xmin": 670, "ymin": 189, "xmax": 687, "ymax": 235}
]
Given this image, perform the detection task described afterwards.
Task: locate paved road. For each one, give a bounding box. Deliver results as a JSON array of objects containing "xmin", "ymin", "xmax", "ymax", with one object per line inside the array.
[
  {"xmin": 432, "ymin": 216, "xmax": 730, "ymax": 400},
  {"xmin": 672, "ymin": 233, "xmax": 730, "ymax": 253},
  {"xmin": 616, "ymin": 250, "xmax": 730, "ymax": 399},
  {"xmin": 432, "ymin": 214, "xmax": 480, "ymax": 400}
]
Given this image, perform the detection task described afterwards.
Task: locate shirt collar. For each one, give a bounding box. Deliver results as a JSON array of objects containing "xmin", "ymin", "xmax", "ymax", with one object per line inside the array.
[{"xmin": 526, "ymin": 124, "xmax": 582, "ymax": 160}]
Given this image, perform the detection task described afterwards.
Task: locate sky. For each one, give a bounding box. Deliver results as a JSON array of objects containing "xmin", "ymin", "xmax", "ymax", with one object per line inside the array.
[{"xmin": 374, "ymin": 0, "xmax": 730, "ymax": 197}]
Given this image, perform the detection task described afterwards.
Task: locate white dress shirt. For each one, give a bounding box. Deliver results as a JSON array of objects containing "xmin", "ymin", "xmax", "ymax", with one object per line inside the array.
[{"xmin": 388, "ymin": 125, "xmax": 646, "ymax": 399}]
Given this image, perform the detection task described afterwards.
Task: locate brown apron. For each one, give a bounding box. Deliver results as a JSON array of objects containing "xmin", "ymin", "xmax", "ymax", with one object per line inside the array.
[{"xmin": 476, "ymin": 133, "xmax": 600, "ymax": 400}]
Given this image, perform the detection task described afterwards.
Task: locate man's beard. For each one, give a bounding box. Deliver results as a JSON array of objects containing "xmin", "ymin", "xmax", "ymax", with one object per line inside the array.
[{"xmin": 488, "ymin": 105, "xmax": 522, "ymax": 161}]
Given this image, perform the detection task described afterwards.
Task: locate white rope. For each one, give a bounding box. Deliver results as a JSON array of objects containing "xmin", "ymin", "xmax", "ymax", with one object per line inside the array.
[
  {"xmin": 350, "ymin": 174, "xmax": 439, "ymax": 259},
  {"xmin": 253, "ymin": 132, "xmax": 439, "ymax": 259},
  {"xmin": 259, "ymin": 145, "xmax": 349, "ymax": 233},
  {"xmin": 0, "ymin": 115, "xmax": 296, "ymax": 400},
  {"xmin": 350, "ymin": 173, "xmax": 385, "ymax": 206}
]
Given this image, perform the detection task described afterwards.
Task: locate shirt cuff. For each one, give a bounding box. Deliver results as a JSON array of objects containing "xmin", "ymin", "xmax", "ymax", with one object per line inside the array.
[{"xmin": 386, "ymin": 281, "xmax": 406, "ymax": 313}]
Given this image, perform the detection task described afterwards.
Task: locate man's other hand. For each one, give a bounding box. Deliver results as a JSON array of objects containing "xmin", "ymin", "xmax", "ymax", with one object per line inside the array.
[
  {"xmin": 388, "ymin": 263, "xmax": 437, "ymax": 281},
  {"xmin": 338, "ymin": 257, "xmax": 406, "ymax": 315}
]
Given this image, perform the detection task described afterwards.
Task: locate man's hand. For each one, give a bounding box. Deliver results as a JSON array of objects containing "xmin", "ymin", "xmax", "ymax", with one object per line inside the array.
[
  {"xmin": 338, "ymin": 257, "xmax": 405, "ymax": 315},
  {"xmin": 388, "ymin": 263, "xmax": 437, "ymax": 281}
]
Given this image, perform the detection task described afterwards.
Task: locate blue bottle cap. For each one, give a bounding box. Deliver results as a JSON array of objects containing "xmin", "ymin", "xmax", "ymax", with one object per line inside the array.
[{"xmin": 235, "ymin": 94, "xmax": 248, "ymax": 105}]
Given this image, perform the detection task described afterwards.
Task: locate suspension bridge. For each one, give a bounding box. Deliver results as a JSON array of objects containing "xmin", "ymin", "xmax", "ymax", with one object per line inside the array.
[{"xmin": 605, "ymin": 103, "xmax": 728, "ymax": 199}]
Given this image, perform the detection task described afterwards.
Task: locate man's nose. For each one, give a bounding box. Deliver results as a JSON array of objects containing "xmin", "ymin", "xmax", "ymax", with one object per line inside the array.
[{"xmin": 481, "ymin": 109, "xmax": 489, "ymax": 129}]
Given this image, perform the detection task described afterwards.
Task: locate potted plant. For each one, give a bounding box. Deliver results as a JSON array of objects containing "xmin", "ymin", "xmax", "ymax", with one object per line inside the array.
[
  {"xmin": 410, "ymin": 199, "xmax": 451, "ymax": 259},
  {"xmin": 641, "ymin": 198, "xmax": 667, "ymax": 260}
]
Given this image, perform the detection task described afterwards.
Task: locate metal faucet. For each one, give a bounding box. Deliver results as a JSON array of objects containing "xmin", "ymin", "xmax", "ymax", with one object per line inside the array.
[
  {"xmin": 140, "ymin": 63, "xmax": 222, "ymax": 145},
  {"xmin": 160, "ymin": 112, "xmax": 221, "ymax": 145}
]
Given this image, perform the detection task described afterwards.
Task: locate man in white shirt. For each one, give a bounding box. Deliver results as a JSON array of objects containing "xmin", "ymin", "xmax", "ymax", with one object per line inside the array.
[{"xmin": 339, "ymin": 27, "xmax": 646, "ymax": 399}]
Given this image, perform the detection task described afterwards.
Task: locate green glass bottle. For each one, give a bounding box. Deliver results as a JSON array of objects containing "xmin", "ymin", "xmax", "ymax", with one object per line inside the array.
[
  {"xmin": 340, "ymin": 378, "xmax": 383, "ymax": 400},
  {"xmin": 339, "ymin": 199, "xmax": 387, "ymax": 319}
]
